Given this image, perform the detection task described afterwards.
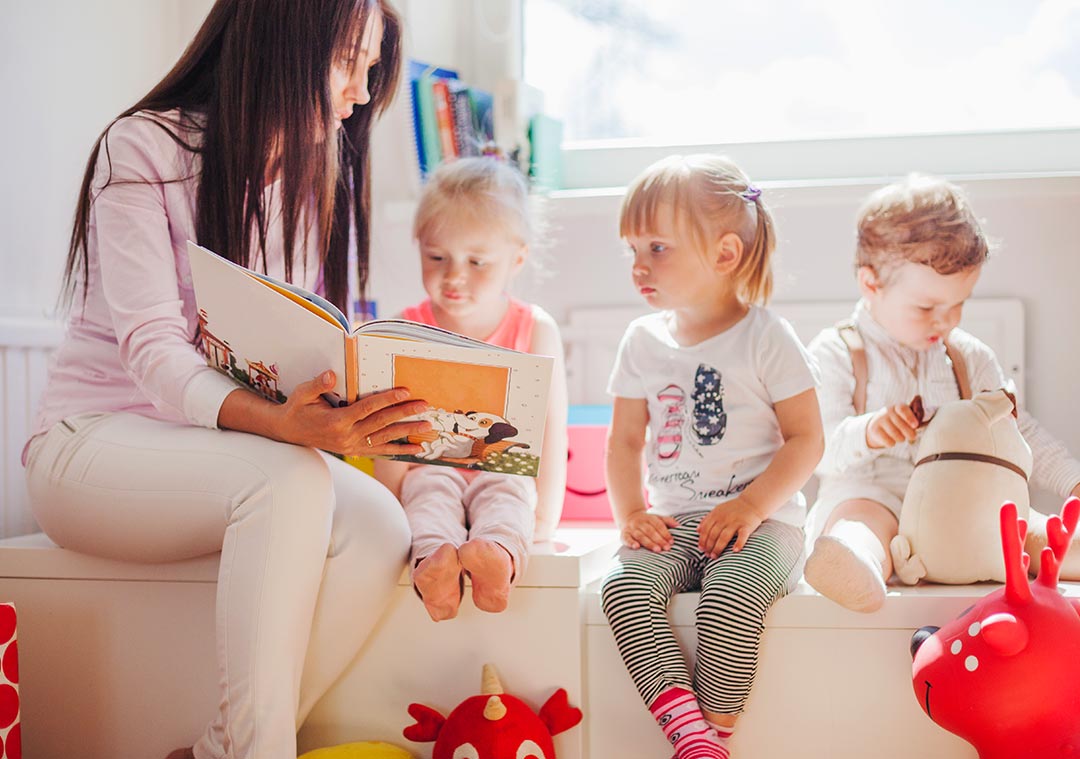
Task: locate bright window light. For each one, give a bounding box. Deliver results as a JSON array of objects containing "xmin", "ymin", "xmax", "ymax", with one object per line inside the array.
[{"xmin": 524, "ymin": 0, "xmax": 1080, "ymax": 146}]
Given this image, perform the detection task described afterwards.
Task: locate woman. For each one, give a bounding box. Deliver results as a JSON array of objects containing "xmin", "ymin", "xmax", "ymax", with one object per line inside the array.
[{"xmin": 22, "ymin": 2, "xmax": 425, "ymax": 757}]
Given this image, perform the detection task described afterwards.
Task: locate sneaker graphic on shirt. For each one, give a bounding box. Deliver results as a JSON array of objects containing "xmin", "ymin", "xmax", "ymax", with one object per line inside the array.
[
  {"xmin": 691, "ymin": 364, "xmax": 726, "ymax": 446},
  {"xmin": 655, "ymin": 384, "xmax": 687, "ymax": 464}
]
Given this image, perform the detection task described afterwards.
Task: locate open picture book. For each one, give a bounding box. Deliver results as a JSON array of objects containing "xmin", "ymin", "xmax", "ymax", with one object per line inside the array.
[{"xmin": 186, "ymin": 241, "xmax": 555, "ymax": 476}]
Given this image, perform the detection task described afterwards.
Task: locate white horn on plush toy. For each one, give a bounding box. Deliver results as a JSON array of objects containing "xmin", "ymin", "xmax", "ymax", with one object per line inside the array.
[
  {"xmin": 483, "ymin": 695, "xmax": 507, "ymax": 721},
  {"xmin": 481, "ymin": 663, "xmax": 504, "ymax": 695}
]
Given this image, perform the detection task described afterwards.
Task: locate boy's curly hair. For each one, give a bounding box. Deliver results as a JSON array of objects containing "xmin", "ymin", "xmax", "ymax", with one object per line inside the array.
[{"xmin": 856, "ymin": 174, "xmax": 989, "ymax": 282}]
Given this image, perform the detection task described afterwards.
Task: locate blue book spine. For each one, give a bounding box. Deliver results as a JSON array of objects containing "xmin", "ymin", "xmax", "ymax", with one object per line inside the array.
[{"xmin": 408, "ymin": 60, "xmax": 459, "ymax": 178}]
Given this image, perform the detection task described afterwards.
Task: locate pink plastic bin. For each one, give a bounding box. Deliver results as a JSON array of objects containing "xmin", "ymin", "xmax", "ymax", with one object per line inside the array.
[{"xmin": 563, "ymin": 422, "xmax": 614, "ymax": 522}]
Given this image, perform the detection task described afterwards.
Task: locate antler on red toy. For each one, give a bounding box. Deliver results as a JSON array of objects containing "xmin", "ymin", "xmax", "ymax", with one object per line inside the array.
[
  {"xmin": 538, "ymin": 688, "xmax": 583, "ymax": 736},
  {"xmin": 1000, "ymin": 501, "xmax": 1033, "ymax": 604},
  {"xmin": 1035, "ymin": 497, "xmax": 1080, "ymax": 589},
  {"xmin": 403, "ymin": 703, "xmax": 446, "ymax": 742}
]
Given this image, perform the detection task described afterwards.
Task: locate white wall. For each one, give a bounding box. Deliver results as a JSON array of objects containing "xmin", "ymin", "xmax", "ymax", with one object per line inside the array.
[{"xmin": 0, "ymin": 0, "xmax": 213, "ymax": 319}]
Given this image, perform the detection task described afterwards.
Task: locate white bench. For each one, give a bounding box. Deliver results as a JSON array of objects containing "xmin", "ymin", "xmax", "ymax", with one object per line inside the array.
[
  {"xmin": 0, "ymin": 528, "xmax": 617, "ymax": 759},
  {"xmin": 7, "ymin": 525, "xmax": 1064, "ymax": 759}
]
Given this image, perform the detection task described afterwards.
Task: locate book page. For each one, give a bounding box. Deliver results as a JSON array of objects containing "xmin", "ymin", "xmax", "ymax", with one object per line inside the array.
[
  {"xmin": 247, "ymin": 272, "xmax": 349, "ymax": 331},
  {"xmin": 187, "ymin": 241, "xmax": 351, "ymax": 404},
  {"xmin": 356, "ymin": 335, "xmax": 554, "ymax": 477},
  {"xmin": 354, "ymin": 318, "xmax": 517, "ymax": 350}
]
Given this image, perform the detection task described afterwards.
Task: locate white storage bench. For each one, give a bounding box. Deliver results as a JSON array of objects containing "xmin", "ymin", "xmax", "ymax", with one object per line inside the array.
[
  {"xmin": 583, "ymin": 580, "xmax": 1007, "ymax": 759},
  {"xmin": 5, "ymin": 524, "xmax": 1065, "ymax": 759},
  {"xmin": 0, "ymin": 527, "xmax": 619, "ymax": 759}
]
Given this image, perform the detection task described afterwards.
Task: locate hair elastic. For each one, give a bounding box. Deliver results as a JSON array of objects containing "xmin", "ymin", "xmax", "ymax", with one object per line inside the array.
[{"xmin": 740, "ymin": 185, "xmax": 762, "ymax": 202}]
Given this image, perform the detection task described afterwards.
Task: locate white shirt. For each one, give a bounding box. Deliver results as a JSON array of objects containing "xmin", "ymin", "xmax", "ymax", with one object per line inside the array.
[
  {"xmin": 810, "ymin": 300, "xmax": 1080, "ymax": 498},
  {"xmin": 608, "ymin": 306, "xmax": 819, "ymax": 526}
]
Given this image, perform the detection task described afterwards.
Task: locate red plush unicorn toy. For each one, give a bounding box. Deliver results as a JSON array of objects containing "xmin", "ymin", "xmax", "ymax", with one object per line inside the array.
[
  {"xmin": 403, "ymin": 664, "xmax": 582, "ymax": 759},
  {"xmin": 910, "ymin": 498, "xmax": 1080, "ymax": 758}
]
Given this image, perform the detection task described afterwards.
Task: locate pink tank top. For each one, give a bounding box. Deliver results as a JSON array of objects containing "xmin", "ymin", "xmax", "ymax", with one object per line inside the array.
[{"xmin": 399, "ymin": 298, "xmax": 536, "ymax": 352}]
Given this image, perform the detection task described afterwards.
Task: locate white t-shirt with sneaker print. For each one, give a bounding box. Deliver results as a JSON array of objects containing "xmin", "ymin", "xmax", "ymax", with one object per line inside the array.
[{"xmin": 608, "ymin": 306, "xmax": 819, "ymax": 527}]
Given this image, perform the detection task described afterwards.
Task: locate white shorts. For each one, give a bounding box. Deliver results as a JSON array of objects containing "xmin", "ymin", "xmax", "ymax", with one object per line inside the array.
[{"xmin": 805, "ymin": 477, "xmax": 907, "ymax": 543}]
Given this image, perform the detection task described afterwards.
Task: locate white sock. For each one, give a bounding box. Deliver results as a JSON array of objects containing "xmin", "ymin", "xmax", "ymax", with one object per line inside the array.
[{"xmin": 804, "ymin": 521, "xmax": 887, "ymax": 612}]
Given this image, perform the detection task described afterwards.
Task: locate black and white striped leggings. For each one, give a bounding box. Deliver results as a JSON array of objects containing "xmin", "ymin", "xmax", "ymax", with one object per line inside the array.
[{"xmin": 601, "ymin": 513, "xmax": 804, "ymax": 714}]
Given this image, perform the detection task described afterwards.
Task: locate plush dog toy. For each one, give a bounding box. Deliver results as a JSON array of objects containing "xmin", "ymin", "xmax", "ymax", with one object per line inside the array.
[
  {"xmin": 909, "ymin": 498, "xmax": 1080, "ymax": 758},
  {"xmin": 891, "ymin": 389, "xmax": 1033, "ymax": 584},
  {"xmin": 403, "ymin": 664, "xmax": 582, "ymax": 759}
]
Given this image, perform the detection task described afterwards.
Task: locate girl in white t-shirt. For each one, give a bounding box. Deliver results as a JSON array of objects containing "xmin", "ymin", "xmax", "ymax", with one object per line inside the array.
[{"xmin": 602, "ymin": 155, "xmax": 824, "ymax": 759}]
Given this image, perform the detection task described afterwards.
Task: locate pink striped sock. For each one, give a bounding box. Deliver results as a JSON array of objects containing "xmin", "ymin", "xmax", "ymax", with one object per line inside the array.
[
  {"xmin": 707, "ymin": 721, "xmax": 734, "ymax": 751},
  {"xmin": 649, "ymin": 687, "xmax": 729, "ymax": 759}
]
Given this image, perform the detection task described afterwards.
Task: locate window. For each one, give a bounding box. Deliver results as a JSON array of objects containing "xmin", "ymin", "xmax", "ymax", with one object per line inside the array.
[{"xmin": 523, "ymin": 0, "xmax": 1080, "ymax": 187}]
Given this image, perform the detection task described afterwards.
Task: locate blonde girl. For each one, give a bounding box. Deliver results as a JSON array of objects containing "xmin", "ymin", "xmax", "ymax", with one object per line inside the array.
[
  {"xmin": 375, "ymin": 157, "xmax": 568, "ymax": 622},
  {"xmin": 601, "ymin": 155, "xmax": 823, "ymax": 758}
]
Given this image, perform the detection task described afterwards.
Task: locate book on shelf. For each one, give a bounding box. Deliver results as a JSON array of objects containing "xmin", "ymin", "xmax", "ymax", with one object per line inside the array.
[
  {"xmin": 408, "ymin": 60, "xmax": 458, "ymax": 177},
  {"xmin": 469, "ymin": 86, "xmax": 496, "ymax": 151},
  {"xmin": 431, "ymin": 78, "xmax": 458, "ymax": 160},
  {"xmin": 408, "ymin": 59, "xmax": 498, "ymax": 177},
  {"xmin": 187, "ymin": 241, "xmax": 556, "ymax": 476},
  {"xmin": 528, "ymin": 113, "xmax": 564, "ymax": 190},
  {"xmin": 448, "ymin": 79, "xmax": 479, "ymax": 157}
]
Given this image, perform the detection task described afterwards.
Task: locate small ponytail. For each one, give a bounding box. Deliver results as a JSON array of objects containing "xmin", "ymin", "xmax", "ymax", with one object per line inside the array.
[{"xmin": 734, "ymin": 193, "xmax": 775, "ymax": 305}]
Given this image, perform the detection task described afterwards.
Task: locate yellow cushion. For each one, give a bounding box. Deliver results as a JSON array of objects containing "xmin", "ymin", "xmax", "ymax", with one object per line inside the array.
[
  {"xmin": 298, "ymin": 741, "xmax": 414, "ymax": 759},
  {"xmin": 343, "ymin": 456, "xmax": 375, "ymax": 475}
]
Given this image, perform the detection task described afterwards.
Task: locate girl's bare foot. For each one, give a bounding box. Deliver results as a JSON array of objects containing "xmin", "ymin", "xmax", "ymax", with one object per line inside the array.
[
  {"xmin": 413, "ymin": 544, "xmax": 464, "ymax": 621},
  {"xmin": 165, "ymin": 749, "xmax": 195, "ymax": 759},
  {"xmin": 459, "ymin": 539, "xmax": 513, "ymax": 613}
]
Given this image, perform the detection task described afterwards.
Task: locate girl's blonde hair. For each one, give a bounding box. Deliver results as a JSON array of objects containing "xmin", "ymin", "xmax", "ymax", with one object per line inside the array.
[
  {"xmin": 414, "ymin": 157, "xmax": 533, "ymax": 247},
  {"xmin": 619, "ymin": 154, "xmax": 776, "ymax": 305},
  {"xmin": 856, "ymin": 174, "xmax": 989, "ymax": 283}
]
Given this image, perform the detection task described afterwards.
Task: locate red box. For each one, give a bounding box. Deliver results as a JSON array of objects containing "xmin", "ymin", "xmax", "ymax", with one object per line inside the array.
[{"xmin": 0, "ymin": 603, "xmax": 19, "ymax": 759}]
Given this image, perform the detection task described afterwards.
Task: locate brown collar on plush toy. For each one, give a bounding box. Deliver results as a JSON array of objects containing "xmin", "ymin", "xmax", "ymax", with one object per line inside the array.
[{"xmin": 914, "ymin": 451, "xmax": 1029, "ymax": 481}]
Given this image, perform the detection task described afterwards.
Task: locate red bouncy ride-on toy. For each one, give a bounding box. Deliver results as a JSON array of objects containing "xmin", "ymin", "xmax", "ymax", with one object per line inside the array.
[{"xmin": 910, "ymin": 498, "xmax": 1080, "ymax": 758}]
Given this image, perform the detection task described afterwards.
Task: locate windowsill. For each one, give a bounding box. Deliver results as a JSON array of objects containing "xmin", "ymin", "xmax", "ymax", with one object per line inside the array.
[
  {"xmin": 378, "ymin": 170, "xmax": 1080, "ymax": 224},
  {"xmin": 557, "ymin": 129, "xmax": 1080, "ymax": 191}
]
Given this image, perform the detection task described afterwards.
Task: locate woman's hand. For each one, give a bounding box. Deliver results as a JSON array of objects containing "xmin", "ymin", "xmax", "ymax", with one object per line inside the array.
[
  {"xmin": 220, "ymin": 370, "xmax": 431, "ymax": 457},
  {"xmin": 620, "ymin": 510, "xmax": 679, "ymax": 552},
  {"xmin": 276, "ymin": 371, "xmax": 431, "ymax": 456},
  {"xmin": 697, "ymin": 496, "xmax": 765, "ymax": 558}
]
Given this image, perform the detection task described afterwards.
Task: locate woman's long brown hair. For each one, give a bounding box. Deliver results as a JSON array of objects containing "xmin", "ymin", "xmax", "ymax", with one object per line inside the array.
[{"xmin": 61, "ymin": 0, "xmax": 402, "ymax": 313}]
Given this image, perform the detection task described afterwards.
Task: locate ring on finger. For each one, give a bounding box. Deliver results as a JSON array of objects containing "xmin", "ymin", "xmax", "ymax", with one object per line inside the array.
[{"xmin": 366, "ymin": 435, "xmax": 373, "ymax": 447}]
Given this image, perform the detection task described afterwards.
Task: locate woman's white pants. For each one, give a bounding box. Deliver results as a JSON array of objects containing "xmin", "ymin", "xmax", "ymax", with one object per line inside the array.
[{"xmin": 25, "ymin": 411, "xmax": 410, "ymax": 759}]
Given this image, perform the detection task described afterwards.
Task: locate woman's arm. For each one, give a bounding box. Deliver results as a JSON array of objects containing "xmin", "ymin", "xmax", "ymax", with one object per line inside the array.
[
  {"xmin": 92, "ymin": 118, "xmax": 239, "ymax": 428},
  {"xmin": 530, "ymin": 310, "xmax": 568, "ymax": 542}
]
